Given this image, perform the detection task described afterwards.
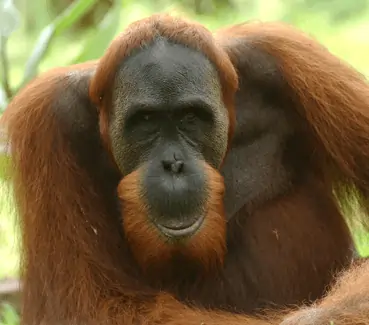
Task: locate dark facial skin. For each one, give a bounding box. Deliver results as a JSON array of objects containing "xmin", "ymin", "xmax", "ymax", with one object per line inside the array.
[{"xmin": 109, "ymin": 37, "xmax": 229, "ymax": 239}]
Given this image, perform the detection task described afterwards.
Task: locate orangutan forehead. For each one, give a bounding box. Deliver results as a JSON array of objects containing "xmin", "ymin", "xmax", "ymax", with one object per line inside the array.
[{"xmin": 113, "ymin": 37, "xmax": 222, "ymax": 101}]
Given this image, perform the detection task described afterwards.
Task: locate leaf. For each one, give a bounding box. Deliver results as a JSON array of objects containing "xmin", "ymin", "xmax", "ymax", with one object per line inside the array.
[
  {"xmin": 19, "ymin": 0, "xmax": 99, "ymax": 88},
  {"xmin": 0, "ymin": 303, "xmax": 20, "ymax": 325},
  {"xmin": 0, "ymin": 0, "xmax": 20, "ymax": 38},
  {"xmin": 74, "ymin": 0, "xmax": 121, "ymax": 63},
  {"xmin": 53, "ymin": 0, "xmax": 98, "ymax": 34},
  {"xmin": 21, "ymin": 25, "xmax": 55, "ymax": 88}
]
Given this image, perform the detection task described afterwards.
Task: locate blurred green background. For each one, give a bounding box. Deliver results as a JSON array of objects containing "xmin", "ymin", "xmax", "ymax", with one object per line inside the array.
[{"xmin": 0, "ymin": 0, "xmax": 369, "ymax": 323}]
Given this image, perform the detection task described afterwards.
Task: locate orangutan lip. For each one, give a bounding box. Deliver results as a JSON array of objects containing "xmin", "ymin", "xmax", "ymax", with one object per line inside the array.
[{"xmin": 156, "ymin": 215, "xmax": 205, "ymax": 238}]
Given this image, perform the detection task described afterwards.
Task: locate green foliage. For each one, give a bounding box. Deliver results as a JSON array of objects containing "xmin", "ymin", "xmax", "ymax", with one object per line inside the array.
[
  {"xmin": 0, "ymin": 303, "xmax": 19, "ymax": 325},
  {"xmin": 282, "ymin": 0, "xmax": 369, "ymax": 25},
  {"xmin": 0, "ymin": 150, "xmax": 9, "ymax": 181},
  {"xmin": 74, "ymin": 0, "xmax": 121, "ymax": 63},
  {"xmin": 0, "ymin": 0, "xmax": 19, "ymax": 107},
  {"xmin": 0, "ymin": 0, "xmax": 121, "ymax": 111},
  {"xmin": 0, "ymin": 0, "xmax": 19, "ymax": 37},
  {"xmin": 0, "ymin": 89, "xmax": 6, "ymax": 112},
  {"xmin": 304, "ymin": 0, "xmax": 368, "ymax": 23},
  {"xmin": 20, "ymin": 0, "xmax": 99, "ymax": 90}
]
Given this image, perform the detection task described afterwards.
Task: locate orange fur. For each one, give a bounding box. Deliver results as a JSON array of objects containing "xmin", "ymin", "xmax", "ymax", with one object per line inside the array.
[
  {"xmin": 216, "ymin": 22, "xmax": 369, "ymax": 230},
  {"xmin": 117, "ymin": 162, "xmax": 226, "ymax": 273},
  {"xmin": 1, "ymin": 13, "xmax": 369, "ymax": 325},
  {"xmin": 280, "ymin": 259, "xmax": 369, "ymax": 325}
]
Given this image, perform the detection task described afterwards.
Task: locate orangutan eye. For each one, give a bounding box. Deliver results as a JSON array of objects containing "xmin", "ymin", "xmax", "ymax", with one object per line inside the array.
[
  {"xmin": 181, "ymin": 112, "xmax": 197, "ymax": 123},
  {"xmin": 142, "ymin": 113, "xmax": 152, "ymax": 121},
  {"xmin": 127, "ymin": 110, "xmax": 154, "ymax": 125}
]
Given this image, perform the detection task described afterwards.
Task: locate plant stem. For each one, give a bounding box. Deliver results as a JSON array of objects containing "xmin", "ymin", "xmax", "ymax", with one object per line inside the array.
[{"xmin": 0, "ymin": 36, "xmax": 12, "ymax": 100}]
